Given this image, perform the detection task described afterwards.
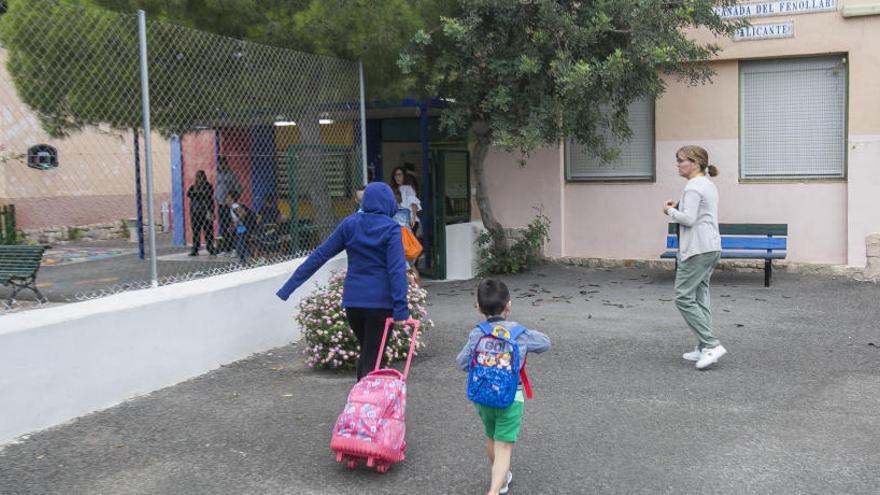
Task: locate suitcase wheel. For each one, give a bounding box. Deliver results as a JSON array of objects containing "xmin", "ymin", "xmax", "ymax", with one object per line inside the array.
[
  {"xmin": 346, "ymin": 457, "xmax": 358, "ymax": 470},
  {"xmin": 376, "ymin": 462, "xmax": 390, "ymax": 474},
  {"xmin": 366, "ymin": 457, "xmax": 375, "ymax": 468}
]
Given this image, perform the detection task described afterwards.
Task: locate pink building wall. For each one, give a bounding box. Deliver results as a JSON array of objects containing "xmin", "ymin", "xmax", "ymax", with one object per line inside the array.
[
  {"xmin": 1, "ymin": 47, "xmax": 173, "ymax": 231},
  {"xmin": 480, "ymin": 3, "xmax": 880, "ymax": 268},
  {"xmin": 480, "ymin": 147, "xmax": 565, "ymax": 258}
]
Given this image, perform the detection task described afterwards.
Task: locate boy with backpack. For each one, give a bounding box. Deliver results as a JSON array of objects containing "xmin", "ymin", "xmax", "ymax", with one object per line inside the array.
[{"xmin": 456, "ymin": 279, "xmax": 551, "ymax": 495}]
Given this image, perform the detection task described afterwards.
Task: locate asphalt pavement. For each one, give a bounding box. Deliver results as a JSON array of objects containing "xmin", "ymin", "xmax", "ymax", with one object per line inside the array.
[{"xmin": 1, "ymin": 263, "xmax": 878, "ymax": 494}]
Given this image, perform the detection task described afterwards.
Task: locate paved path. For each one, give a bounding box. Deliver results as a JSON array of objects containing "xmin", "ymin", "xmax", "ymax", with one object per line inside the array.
[
  {"xmin": 2, "ymin": 236, "xmax": 241, "ymax": 311},
  {"xmin": 1, "ymin": 263, "xmax": 878, "ymax": 494}
]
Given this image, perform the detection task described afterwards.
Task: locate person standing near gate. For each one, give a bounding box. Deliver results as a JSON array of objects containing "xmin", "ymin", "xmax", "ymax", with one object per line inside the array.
[
  {"xmin": 214, "ymin": 156, "xmax": 241, "ymax": 256},
  {"xmin": 187, "ymin": 170, "xmax": 215, "ymax": 256},
  {"xmin": 389, "ymin": 166, "xmax": 421, "ymax": 230},
  {"xmin": 663, "ymin": 145, "xmax": 725, "ymax": 370}
]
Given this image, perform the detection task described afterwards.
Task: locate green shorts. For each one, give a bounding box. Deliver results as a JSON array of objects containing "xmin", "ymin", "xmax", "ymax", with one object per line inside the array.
[{"xmin": 474, "ymin": 390, "xmax": 525, "ymax": 443}]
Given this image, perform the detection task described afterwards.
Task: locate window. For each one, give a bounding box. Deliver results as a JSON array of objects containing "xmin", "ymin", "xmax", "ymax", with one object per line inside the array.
[
  {"xmin": 27, "ymin": 144, "xmax": 58, "ymax": 171},
  {"xmin": 565, "ymin": 98, "xmax": 654, "ymax": 181},
  {"xmin": 275, "ymin": 145, "xmax": 355, "ymax": 201},
  {"xmin": 740, "ymin": 56, "xmax": 847, "ymax": 179}
]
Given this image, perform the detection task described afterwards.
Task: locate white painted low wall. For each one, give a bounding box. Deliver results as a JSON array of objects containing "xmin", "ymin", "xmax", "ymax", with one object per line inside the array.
[
  {"xmin": 445, "ymin": 221, "xmax": 484, "ymax": 281},
  {"xmin": 0, "ymin": 255, "xmax": 346, "ymax": 445}
]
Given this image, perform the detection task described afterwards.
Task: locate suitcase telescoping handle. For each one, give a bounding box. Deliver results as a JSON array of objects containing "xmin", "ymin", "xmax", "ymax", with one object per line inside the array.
[{"xmin": 375, "ymin": 318, "xmax": 421, "ymax": 381}]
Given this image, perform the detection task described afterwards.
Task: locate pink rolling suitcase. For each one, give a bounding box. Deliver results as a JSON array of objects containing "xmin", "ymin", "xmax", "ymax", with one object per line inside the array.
[{"xmin": 329, "ymin": 318, "xmax": 421, "ymax": 473}]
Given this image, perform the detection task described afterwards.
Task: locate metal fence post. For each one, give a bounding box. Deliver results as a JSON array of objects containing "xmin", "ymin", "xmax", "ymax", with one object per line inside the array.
[
  {"xmin": 132, "ymin": 128, "xmax": 145, "ymax": 260},
  {"xmin": 138, "ymin": 10, "xmax": 159, "ymax": 287},
  {"xmin": 2, "ymin": 1, "xmax": 364, "ymax": 301},
  {"xmin": 359, "ymin": 60, "xmax": 368, "ymax": 185}
]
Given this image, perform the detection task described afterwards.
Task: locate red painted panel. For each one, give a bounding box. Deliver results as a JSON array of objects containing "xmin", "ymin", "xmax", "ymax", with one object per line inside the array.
[
  {"xmin": 217, "ymin": 127, "xmax": 253, "ymax": 209},
  {"xmin": 181, "ymin": 130, "xmax": 217, "ymax": 242}
]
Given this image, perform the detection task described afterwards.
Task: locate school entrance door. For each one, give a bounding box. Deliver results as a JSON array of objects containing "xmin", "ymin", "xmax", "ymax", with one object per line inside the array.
[
  {"xmin": 366, "ymin": 106, "xmax": 469, "ymax": 280},
  {"xmin": 421, "ymin": 148, "xmax": 470, "ymax": 280}
]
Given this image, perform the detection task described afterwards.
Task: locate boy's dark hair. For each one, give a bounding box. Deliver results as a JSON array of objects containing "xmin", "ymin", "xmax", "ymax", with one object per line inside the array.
[
  {"xmin": 228, "ymin": 190, "xmax": 241, "ymax": 201},
  {"xmin": 477, "ymin": 278, "xmax": 510, "ymax": 317}
]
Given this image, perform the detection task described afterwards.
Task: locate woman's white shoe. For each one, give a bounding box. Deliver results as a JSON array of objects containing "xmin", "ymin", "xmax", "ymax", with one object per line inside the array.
[{"xmin": 695, "ymin": 345, "xmax": 727, "ymax": 369}]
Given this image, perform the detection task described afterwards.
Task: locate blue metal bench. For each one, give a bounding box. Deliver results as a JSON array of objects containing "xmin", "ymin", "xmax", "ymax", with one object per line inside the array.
[{"xmin": 662, "ymin": 223, "xmax": 788, "ymax": 287}]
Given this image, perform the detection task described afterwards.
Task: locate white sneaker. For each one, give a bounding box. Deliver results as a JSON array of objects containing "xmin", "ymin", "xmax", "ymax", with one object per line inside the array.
[
  {"xmin": 500, "ymin": 471, "xmax": 512, "ymax": 494},
  {"xmin": 695, "ymin": 345, "xmax": 727, "ymax": 370},
  {"xmin": 682, "ymin": 346, "xmax": 701, "ymax": 362}
]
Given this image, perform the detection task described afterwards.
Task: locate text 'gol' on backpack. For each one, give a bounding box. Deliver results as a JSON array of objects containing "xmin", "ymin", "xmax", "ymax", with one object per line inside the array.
[{"xmin": 466, "ymin": 322, "xmax": 533, "ymax": 409}]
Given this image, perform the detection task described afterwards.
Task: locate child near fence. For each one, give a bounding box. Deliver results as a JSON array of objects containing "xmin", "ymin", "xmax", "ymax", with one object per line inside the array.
[{"xmin": 226, "ymin": 191, "xmax": 255, "ymax": 263}]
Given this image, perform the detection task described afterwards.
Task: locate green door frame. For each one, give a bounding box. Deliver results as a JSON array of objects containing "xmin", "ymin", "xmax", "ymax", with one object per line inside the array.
[
  {"xmin": 431, "ymin": 150, "xmax": 446, "ymax": 279},
  {"xmin": 430, "ymin": 148, "xmax": 471, "ymax": 280}
]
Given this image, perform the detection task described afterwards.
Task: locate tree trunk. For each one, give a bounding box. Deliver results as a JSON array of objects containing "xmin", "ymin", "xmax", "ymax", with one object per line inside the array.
[{"xmin": 471, "ymin": 126, "xmax": 508, "ymax": 254}]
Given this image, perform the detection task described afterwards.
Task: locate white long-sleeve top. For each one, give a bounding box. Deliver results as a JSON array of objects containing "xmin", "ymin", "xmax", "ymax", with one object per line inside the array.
[
  {"xmin": 667, "ymin": 175, "xmax": 721, "ymax": 261},
  {"xmin": 398, "ymin": 184, "xmax": 421, "ymax": 212}
]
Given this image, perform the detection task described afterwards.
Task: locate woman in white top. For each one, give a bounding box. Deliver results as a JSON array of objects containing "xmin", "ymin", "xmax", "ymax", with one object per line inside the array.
[
  {"xmin": 663, "ymin": 145, "xmax": 726, "ymax": 370},
  {"xmin": 389, "ymin": 166, "xmax": 421, "ymax": 229}
]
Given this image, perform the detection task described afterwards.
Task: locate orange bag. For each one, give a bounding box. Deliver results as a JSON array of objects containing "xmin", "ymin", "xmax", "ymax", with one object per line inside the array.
[{"xmin": 401, "ymin": 226, "xmax": 422, "ymax": 261}]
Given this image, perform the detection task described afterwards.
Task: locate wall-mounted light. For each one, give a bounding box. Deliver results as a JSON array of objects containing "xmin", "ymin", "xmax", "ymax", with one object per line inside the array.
[
  {"xmin": 274, "ymin": 120, "xmax": 297, "ymax": 127},
  {"xmin": 27, "ymin": 144, "xmax": 58, "ymax": 171},
  {"xmin": 319, "ymin": 119, "xmax": 335, "ymax": 125}
]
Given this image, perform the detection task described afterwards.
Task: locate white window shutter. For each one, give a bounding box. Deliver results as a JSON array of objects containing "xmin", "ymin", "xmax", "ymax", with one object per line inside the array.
[
  {"xmin": 740, "ymin": 56, "xmax": 846, "ymax": 179},
  {"xmin": 566, "ymin": 97, "xmax": 654, "ymax": 181}
]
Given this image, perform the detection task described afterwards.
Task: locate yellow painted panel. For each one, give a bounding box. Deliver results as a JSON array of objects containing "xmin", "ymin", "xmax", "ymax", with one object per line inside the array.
[{"xmin": 320, "ymin": 122, "xmax": 354, "ymax": 145}]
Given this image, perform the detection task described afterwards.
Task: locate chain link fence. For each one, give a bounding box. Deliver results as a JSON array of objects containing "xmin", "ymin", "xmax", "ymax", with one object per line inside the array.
[{"xmin": 0, "ymin": 0, "xmax": 364, "ymax": 310}]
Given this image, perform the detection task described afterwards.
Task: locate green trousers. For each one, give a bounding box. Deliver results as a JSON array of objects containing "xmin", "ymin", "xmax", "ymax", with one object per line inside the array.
[{"xmin": 674, "ymin": 251, "xmax": 721, "ymax": 350}]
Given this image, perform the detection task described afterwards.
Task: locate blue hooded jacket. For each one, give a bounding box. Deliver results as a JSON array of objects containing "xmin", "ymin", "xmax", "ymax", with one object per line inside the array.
[{"xmin": 276, "ymin": 182, "xmax": 409, "ymax": 321}]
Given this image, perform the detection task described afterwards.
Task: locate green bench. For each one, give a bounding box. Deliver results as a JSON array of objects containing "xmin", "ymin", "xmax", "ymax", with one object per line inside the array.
[
  {"xmin": 662, "ymin": 223, "xmax": 788, "ymax": 287},
  {"xmin": 0, "ymin": 245, "xmax": 49, "ymax": 308}
]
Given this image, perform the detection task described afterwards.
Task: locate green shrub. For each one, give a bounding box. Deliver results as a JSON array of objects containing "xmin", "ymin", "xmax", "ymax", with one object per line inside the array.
[
  {"xmin": 119, "ymin": 219, "xmax": 131, "ymax": 239},
  {"xmin": 477, "ymin": 208, "xmax": 550, "ymax": 275},
  {"xmin": 67, "ymin": 226, "xmax": 83, "ymax": 241}
]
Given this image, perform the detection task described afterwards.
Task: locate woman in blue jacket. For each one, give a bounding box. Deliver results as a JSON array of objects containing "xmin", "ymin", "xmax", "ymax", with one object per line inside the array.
[{"xmin": 276, "ymin": 182, "xmax": 409, "ymax": 380}]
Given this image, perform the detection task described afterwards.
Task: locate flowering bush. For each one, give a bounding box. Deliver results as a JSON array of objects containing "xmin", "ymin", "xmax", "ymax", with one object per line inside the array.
[{"xmin": 296, "ymin": 271, "xmax": 433, "ymax": 370}]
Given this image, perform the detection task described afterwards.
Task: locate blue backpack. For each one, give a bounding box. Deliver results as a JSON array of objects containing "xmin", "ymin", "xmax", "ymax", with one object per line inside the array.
[{"xmin": 467, "ymin": 321, "xmax": 532, "ymax": 409}]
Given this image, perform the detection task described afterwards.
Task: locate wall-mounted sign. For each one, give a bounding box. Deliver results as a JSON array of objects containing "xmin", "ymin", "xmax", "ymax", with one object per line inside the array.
[
  {"xmin": 715, "ymin": 0, "xmax": 836, "ymax": 19},
  {"xmin": 735, "ymin": 21, "xmax": 795, "ymax": 40}
]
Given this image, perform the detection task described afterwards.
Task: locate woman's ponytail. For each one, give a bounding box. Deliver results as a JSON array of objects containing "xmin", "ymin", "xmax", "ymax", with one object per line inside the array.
[{"xmin": 707, "ymin": 164, "xmax": 719, "ymax": 177}]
